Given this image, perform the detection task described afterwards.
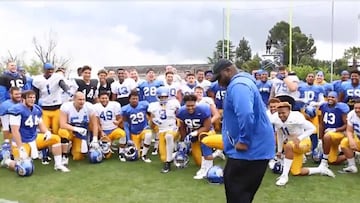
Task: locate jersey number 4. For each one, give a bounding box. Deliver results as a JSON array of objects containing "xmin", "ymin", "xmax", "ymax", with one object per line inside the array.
[
  {"xmin": 24, "ymin": 115, "xmax": 40, "ymax": 128},
  {"xmin": 323, "ymin": 112, "xmax": 335, "ymax": 125},
  {"xmin": 100, "ymin": 110, "xmax": 113, "ymax": 121}
]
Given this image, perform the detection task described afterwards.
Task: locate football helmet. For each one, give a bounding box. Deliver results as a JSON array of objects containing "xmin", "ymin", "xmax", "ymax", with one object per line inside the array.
[
  {"xmin": 272, "ymin": 160, "xmax": 284, "ymax": 174},
  {"xmin": 176, "ymin": 142, "xmax": 191, "ymax": 155},
  {"xmin": 124, "ymin": 145, "xmax": 138, "ymax": 161},
  {"xmin": 206, "ymin": 165, "xmax": 224, "ymax": 184},
  {"xmin": 99, "ymin": 136, "xmax": 112, "ymax": 159},
  {"xmin": 156, "ymin": 86, "xmax": 169, "ymax": 105},
  {"xmin": 173, "ymin": 151, "xmax": 189, "ymax": 168},
  {"xmin": 304, "ymin": 105, "xmax": 316, "ymax": 118},
  {"xmin": 312, "ymin": 145, "xmax": 323, "ymax": 164},
  {"xmin": 0, "ymin": 140, "xmax": 11, "ymax": 161},
  {"xmin": 15, "ymin": 158, "xmax": 34, "ymax": 177},
  {"xmin": 88, "ymin": 147, "xmax": 103, "ymax": 164}
]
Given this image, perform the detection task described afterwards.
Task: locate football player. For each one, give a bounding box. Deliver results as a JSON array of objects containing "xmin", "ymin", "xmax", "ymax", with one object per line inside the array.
[
  {"xmin": 129, "ymin": 69, "xmax": 145, "ymax": 86},
  {"xmin": 256, "ymin": 70, "xmax": 273, "ymax": 106},
  {"xmin": 340, "ymin": 100, "xmax": 360, "ymax": 173},
  {"xmin": 163, "ymin": 71, "xmax": 182, "ymax": 102},
  {"xmin": 332, "ymin": 70, "xmax": 349, "ymax": 94},
  {"xmin": 32, "ymin": 63, "xmax": 71, "ymax": 134},
  {"xmin": 1, "ymin": 90, "xmax": 69, "ymax": 172},
  {"xmin": 176, "ymin": 94, "xmax": 216, "ymax": 179},
  {"xmin": 196, "ymin": 69, "xmax": 211, "ymax": 92},
  {"xmin": 272, "ymin": 102, "xmax": 335, "ymax": 186},
  {"xmin": 148, "ymin": 86, "xmax": 180, "ymax": 173},
  {"xmin": 121, "ymin": 90, "xmax": 152, "ymax": 163},
  {"xmin": 297, "ymin": 73, "xmax": 325, "ymax": 155},
  {"xmin": 93, "ymin": 91, "xmax": 126, "ymax": 160},
  {"xmin": 111, "ymin": 68, "xmax": 138, "ymax": 107},
  {"xmin": 97, "ymin": 69, "xmax": 114, "ymax": 98},
  {"xmin": 73, "ymin": 65, "xmax": 98, "ymax": 104},
  {"xmin": 318, "ymin": 91, "xmax": 349, "ymax": 169},
  {"xmin": 58, "ymin": 92, "xmax": 98, "ymax": 162},
  {"xmin": 338, "ymin": 69, "xmax": 360, "ymax": 110},
  {"xmin": 207, "ymin": 81, "xmax": 226, "ymax": 133},
  {"xmin": 194, "ymin": 86, "xmax": 220, "ymax": 125},
  {"xmin": 270, "ymin": 66, "xmax": 299, "ymax": 110},
  {"xmin": 0, "ymin": 61, "xmax": 27, "ymax": 103},
  {"xmin": 0, "ymin": 87, "xmax": 22, "ymax": 139}
]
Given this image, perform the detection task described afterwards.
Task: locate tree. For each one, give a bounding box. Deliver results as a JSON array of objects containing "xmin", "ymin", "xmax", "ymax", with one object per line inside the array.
[
  {"xmin": 23, "ymin": 60, "xmax": 43, "ymax": 76},
  {"xmin": 235, "ymin": 37, "xmax": 252, "ymax": 68},
  {"xmin": 241, "ymin": 53, "xmax": 261, "ymax": 72},
  {"xmin": 269, "ymin": 21, "xmax": 316, "ymax": 66},
  {"xmin": 207, "ymin": 40, "xmax": 236, "ymax": 64},
  {"xmin": 344, "ymin": 46, "xmax": 360, "ymax": 68},
  {"xmin": 33, "ymin": 30, "xmax": 71, "ymax": 68}
]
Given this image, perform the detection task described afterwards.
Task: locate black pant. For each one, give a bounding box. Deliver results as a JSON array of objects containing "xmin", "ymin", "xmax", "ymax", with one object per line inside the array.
[{"xmin": 224, "ymin": 158, "xmax": 268, "ymax": 203}]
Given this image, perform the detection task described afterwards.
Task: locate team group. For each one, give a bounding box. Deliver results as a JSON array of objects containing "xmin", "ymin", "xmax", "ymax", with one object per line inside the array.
[{"xmin": 1, "ymin": 61, "xmax": 360, "ymax": 186}]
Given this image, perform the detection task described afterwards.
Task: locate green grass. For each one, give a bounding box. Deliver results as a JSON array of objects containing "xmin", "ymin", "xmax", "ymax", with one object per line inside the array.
[{"xmin": 0, "ymin": 154, "xmax": 359, "ymax": 203}]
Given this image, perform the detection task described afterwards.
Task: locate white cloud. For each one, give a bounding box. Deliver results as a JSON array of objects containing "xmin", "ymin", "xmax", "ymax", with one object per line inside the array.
[{"xmin": 314, "ymin": 40, "xmax": 353, "ymax": 61}]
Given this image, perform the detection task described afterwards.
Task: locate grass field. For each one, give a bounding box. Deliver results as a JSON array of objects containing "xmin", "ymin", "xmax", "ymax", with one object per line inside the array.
[{"xmin": 0, "ymin": 152, "xmax": 359, "ymax": 203}]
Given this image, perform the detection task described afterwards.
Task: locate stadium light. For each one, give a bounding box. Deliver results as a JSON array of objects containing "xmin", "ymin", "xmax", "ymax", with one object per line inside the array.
[{"xmin": 330, "ymin": 0, "xmax": 334, "ymax": 82}]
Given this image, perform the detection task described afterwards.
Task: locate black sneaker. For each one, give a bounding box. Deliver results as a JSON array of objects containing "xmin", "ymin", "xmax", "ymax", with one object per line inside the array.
[
  {"xmin": 161, "ymin": 162, "xmax": 171, "ymax": 173},
  {"xmin": 151, "ymin": 148, "xmax": 158, "ymax": 155}
]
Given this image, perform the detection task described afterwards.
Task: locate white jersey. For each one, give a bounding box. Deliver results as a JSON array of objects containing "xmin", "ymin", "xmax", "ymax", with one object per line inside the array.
[
  {"xmin": 157, "ymin": 74, "xmax": 183, "ymax": 85},
  {"xmin": 148, "ymin": 99, "xmax": 180, "ymax": 132},
  {"xmin": 197, "ymin": 80, "xmax": 211, "ymax": 92},
  {"xmin": 32, "ymin": 73, "xmax": 65, "ymax": 106},
  {"xmin": 164, "ymin": 82, "xmax": 181, "ymax": 100},
  {"xmin": 111, "ymin": 78, "xmax": 137, "ymax": 99},
  {"xmin": 347, "ymin": 110, "xmax": 360, "ymax": 136},
  {"xmin": 60, "ymin": 102, "xmax": 94, "ymax": 125},
  {"xmin": 272, "ymin": 75, "xmax": 300, "ymax": 99},
  {"xmin": 271, "ymin": 111, "xmax": 315, "ymax": 152},
  {"xmin": 197, "ymin": 97, "xmax": 214, "ymax": 106},
  {"xmin": 93, "ymin": 101, "xmax": 121, "ymax": 131},
  {"xmin": 180, "ymin": 84, "xmax": 196, "ymax": 96}
]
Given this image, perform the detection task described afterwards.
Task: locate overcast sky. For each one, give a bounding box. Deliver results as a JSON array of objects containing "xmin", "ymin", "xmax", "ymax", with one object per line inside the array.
[{"xmin": 0, "ymin": 1, "xmax": 359, "ymax": 75}]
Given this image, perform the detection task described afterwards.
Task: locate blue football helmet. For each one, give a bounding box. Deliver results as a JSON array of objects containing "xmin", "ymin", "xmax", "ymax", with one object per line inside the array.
[
  {"xmin": 99, "ymin": 136, "xmax": 112, "ymax": 158},
  {"xmin": 176, "ymin": 142, "xmax": 191, "ymax": 155},
  {"xmin": 304, "ymin": 105, "xmax": 317, "ymax": 118},
  {"xmin": 206, "ymin": 165, "xmax": 224, "ymax": 184},
  {"xmin": 88, "ymin": 147, "xmax": 103, "ymax": 164},
  {"xmin": 15, "ymin": 158, "xmax": 34, "ymax": 177},
  {"xmin": 124, "ymin": 145, "xmax": 138, "ymax": 161},
  {"xmin": 173, "ymin": 151, "xmax": 189, "ymax": 168},
  {"xmin": 156, "ymin": 86, "xmax": 170, "ymax": 105},
  {"xmin": 272, "ymin": 160, "xmax": 284, "ymax": 174}
]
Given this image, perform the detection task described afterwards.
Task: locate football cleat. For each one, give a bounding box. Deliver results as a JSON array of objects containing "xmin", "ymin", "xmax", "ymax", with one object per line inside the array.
[
  {"xmin": 62, "ymin": 157, "xmax": 69, "ymax": 166},
  {"xmin": 212, "ymin": 150, "xmax": 226, "ymax": 160},
  {"xmin": 119, "ymin": 153, "xmax": 126, "ymax": 162},
  {"xmin": 275, "ymin": 175, "xmax": 288, "ymax": 186},
  {"xmin": 341, "ymin": 165, "xmax": 358, "ymax": 173},
  {"xmin": 54, "ymin": 164, "xmax": 70, "ymax": 172},
  {"xmin": 151, "ymin": 148, "xmax": 158, "ymax": 156},
  {"xmin": 193, "ymin": 167, "xmax": 208, "ymax": 180},
  {"xmin": 206, "ymin": 165, "xmax": 224, "ymax": 184},
  {"xmin": 15, "ymin": 158, "xmax": 34, "ymax": 177},
  {"xmin": 141, "ymin": 155, "xmax": 152, "ymax": 163},
  {"xmin": 320, "ymin": 167, "xmax": 335, "ymax": 178},
  {"xmin": 161, "ymin": 162, "xmax": 171, "ymax": 173}
]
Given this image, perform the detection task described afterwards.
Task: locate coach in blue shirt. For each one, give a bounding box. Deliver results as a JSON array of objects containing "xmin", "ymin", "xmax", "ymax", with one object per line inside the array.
[{"xmin": 211, "ymin": 59, "xmax": 275, "ymax": 203}]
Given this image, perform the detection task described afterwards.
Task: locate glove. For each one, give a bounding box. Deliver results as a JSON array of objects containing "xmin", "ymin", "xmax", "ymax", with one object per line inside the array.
[
  {"xmin": 90, "ymin": 141, "xmax": 100, "ymax": 149},
  {"xmin": 309, "ymin": 101, "xmax": 318, "ymax": 107},
  {"xmin": 73, "ymin": 127, "xmax": 87, "ymax": 136},
  {"xmin": 184, "ymin": 131, "xmax": 198, "ymax": 144},
  {"xmin": 44, "ymin": 130, "xmax": 52, "ymax": 141},
  {"xmin": 325, "ymin": 128, "xmax": 336, "ymax": 133},
  {"xmin": 152, "ymin": 118, "xmax": 162, "ymax": 126},
  {"xmin": 276, "ymin": 73, "xmax": 285, "ymax": 80},
  {"xmin": 19, "ymin": 146, "xmax": 28, "ymax": 160},
  {"xmin": 184, "ymin": 134, "xmax": 192, "ymax": 144}
]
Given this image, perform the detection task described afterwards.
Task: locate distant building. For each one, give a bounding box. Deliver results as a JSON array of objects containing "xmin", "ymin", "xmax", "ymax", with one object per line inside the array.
[{"xmin": 104, "ymin": 64, "xmax": 212, "ymax": 78}]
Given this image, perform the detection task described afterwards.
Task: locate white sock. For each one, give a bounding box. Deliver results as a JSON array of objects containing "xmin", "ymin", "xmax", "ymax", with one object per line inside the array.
[
  {"xmin": 323, "ymin": 154, "xmax": 329, "ymax": 160},
  {"xmin": 348, "ymin": 158, "xmax": 356, "ymax": 166},
  {"xmin": 142, "ymin": 146, "xmax": 150, "ymax": 157},
  {"xmin": 308, "ymin": 167, "xmax": 321, "ymax": 175},
  {"xmin": 281, "ymin": 158, "xmax": 293, "ymax": 177},
  {"xmin": 165, "ymin": 133, "xmax": 174, "ymax": 162},
  {"xmin": 54, "ymin": 155, "xmax": 62, "ymax": 166}
]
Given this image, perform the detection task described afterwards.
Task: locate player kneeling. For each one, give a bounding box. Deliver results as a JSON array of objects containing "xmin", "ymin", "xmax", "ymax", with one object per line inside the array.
[
  {"xmin": 148, "ymin": 86, "xmax": 180, "ymax": 173},
  {"xmin": 271, "ymin": 102, "xmax": 335, "ymax": 186},
  {"xmin": 121, "ymin": 90, "xmax": 152, "ymax": 163},
  {"xmin": 93, "ymin": 91, "xmax": 127, "ymax": 160},
  {"xmin": 1, "ymin": 90, "xmax": 69, "ymax": 174}
]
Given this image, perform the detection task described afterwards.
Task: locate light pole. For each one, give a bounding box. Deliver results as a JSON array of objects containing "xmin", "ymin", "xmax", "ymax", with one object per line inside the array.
[
  {"xmin": 222, "ymin": 8, "xmax": 225, "ymax": 59},
  {"xmin": 330, "ymin": 0, "xmax": 334, "ymax": 82}
]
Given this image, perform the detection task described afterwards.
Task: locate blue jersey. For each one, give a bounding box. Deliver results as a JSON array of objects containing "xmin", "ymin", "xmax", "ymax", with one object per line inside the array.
[
  {"xmin": 0, "ymin": 71, "xmax": 27, "ymax": 103},
  {"xmin": 332, "ymin": 80, "xmax": 348, "ymax": 95},
  {"xmin": 256, "ymin": 80, "xmax": 272, "ymax": 106},
  {"xmin": 340, "ymin": 81, "xmax": 360, "ymax": 108},
  {"xmin": 0, "ymin": 99, "xmax": 17, "ymax": 116},
  {"xmin": 298, "ymin": 83, "xmax": 325, "ymax": 103},
  {"xmin": 8, "ymin": 103, "xmax": 42, "ymax": 143},
  {"xmin": 176, "ymin": 104, "xmax": 211, "ymax": 134},
  {"xmin": 321, "ymin": 83, "xmax": 333, "ymax": 97},
  {"xmin": 121, "ymin": 101, "xmax": 149, "ymax": 134},
  {"xmin": 138, "ymin": 80, "xmax": 164, "ymax": 103},
  {"xmin": 208, "ymin": 81, "xmax": 226, "ymax": 109},
  {"xmin": 319, "ymin": 102, "xmax": 349, "ymax": 129}
]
